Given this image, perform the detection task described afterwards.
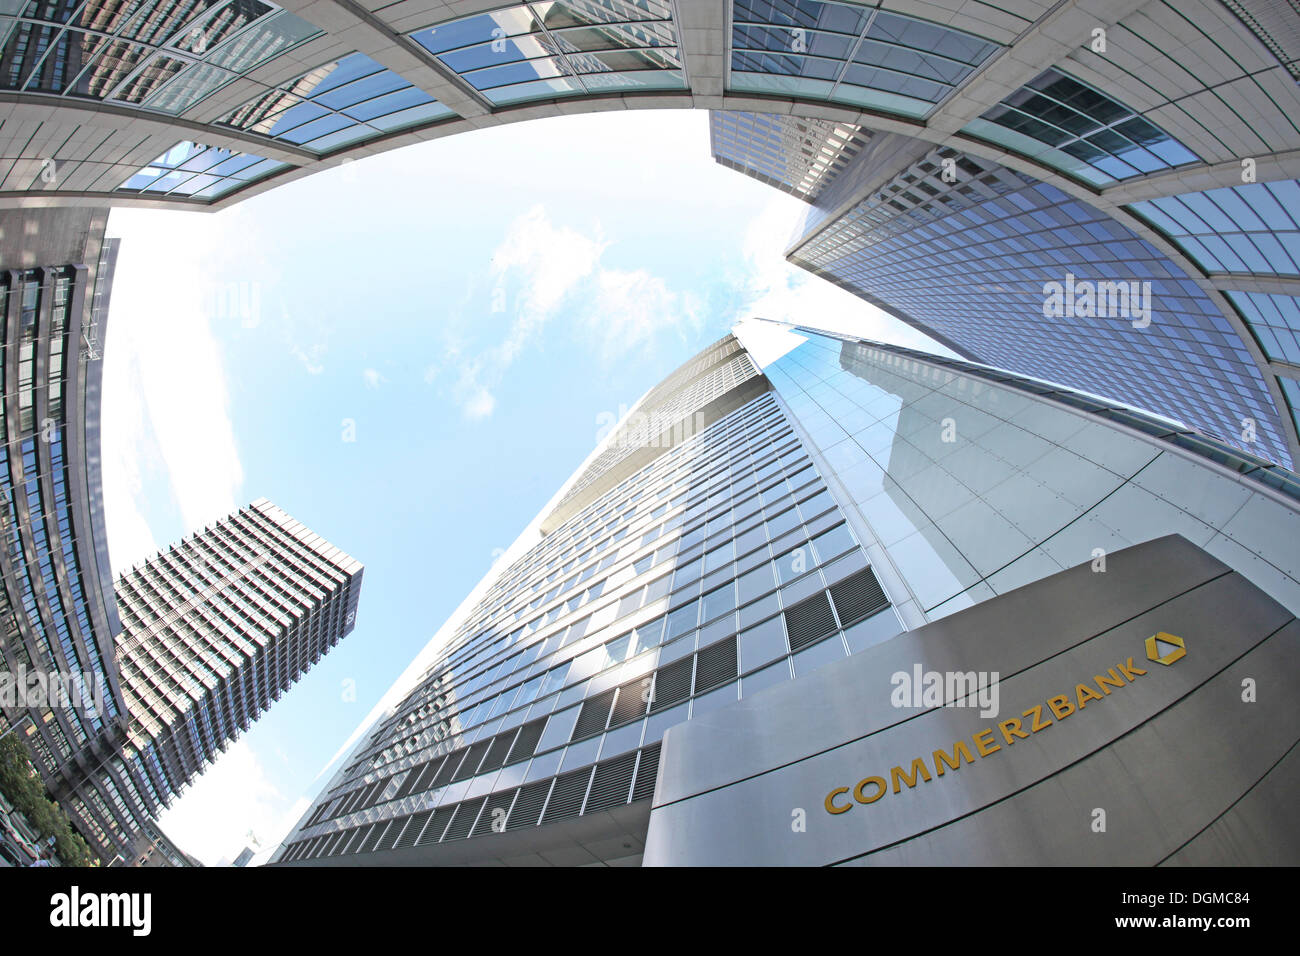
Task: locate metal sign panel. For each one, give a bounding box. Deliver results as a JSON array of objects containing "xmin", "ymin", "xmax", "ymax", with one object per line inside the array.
[{"xmin": 644, "ymin": 535, "xmax": 1300, "ymax": 865}]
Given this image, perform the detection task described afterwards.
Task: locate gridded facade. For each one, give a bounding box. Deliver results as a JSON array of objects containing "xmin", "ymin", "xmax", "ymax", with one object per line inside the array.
[
  {"xmin": 963, "ymin": 67, "xmax": 1201, "ymax": 187},
  {"xmin": 0, "ymin": 208, "xmax": 363, "ymax": 864},
  {"xmin": 728, "ymin": 0, "xmax": 1000, "ymax": 117},
  {"xmin": 710, "ymin": 111, "xmax": 870, "ymax": 201},
  {"xmin": 410, "ymin": 0, "xmax": 687, "ymax": 107},
  {"xmin": 113, "ymin": 498, "xmax": 363, "ymax": 807},
  {"xmin": 274, "ymin": 335, "xmax": 899, "ymax": 865},
  {"xmin": 0, "ymin": 0, "xmax": 322, "ymax": 110},
  {"xmin": 0, "ymin": 208, "xmax": 148, "ymax": 862},
  {"xmin": 783, "ymin": 145, "xmax": 1294, "ymax": 466},
  {"xmin": 0, "ymin": 0, "xmax": 1287, "ymax": 217},
  {"xmin": 277, "ymin": 321, "xmax": 1300, "ymax": 866},
  {"xmin": 550, "ymin": 336, "xmax": 764, "ymax": 520}
]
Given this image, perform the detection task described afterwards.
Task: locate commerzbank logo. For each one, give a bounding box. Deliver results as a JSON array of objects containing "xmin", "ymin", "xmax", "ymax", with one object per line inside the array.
[
  {"xmin": 824, "ymin": 634, "xmax": 1187, "ymax": 816},
  {"xmin": 1145, "ymin": 632, "xmax": 1185, "ymax": 665}
]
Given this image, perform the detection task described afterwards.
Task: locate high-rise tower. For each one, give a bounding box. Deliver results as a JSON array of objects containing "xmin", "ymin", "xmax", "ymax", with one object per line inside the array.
[
  {"xmin": 276, "ymin": 323, "xmax": 1299, "ymax": 867},
  {"xmin": 113, "ymin": 499, "xmax": 363, "ymax": 807}
]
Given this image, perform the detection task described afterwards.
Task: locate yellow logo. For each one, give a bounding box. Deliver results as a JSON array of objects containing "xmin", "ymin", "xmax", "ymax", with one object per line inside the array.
[{"xmin": 1145, "ymin": 632, "xmax": 1186, "ymax": 666}]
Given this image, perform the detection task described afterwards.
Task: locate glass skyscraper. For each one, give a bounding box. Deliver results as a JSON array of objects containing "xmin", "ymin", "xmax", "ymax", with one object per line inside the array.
[
  {"xmin": 718, "ymin": 122, "xmax": 1300, "ymax": 471},
  {"xmin": 275, "ymin": 323, "xmax": 1299, "ymax": 865},
  {"xmin": 0, "ymin": 0, "xmax": 1295, "ymax": 866},
  {"xmin": 0, "ymin": 206, "xmax": 142, "ymax": 862},
  {"xmin": 274, "ymin": 333, "xmax": 898, "ymax": 865}
]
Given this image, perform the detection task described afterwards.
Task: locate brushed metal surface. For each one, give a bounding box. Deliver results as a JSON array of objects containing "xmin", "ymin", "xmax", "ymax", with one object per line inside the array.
[{"xmin": 644, "ymin": 536, "xmax": 1299, "ymax": 865}]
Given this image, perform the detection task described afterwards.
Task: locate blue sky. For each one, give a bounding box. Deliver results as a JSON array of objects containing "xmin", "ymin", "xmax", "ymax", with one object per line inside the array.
[{"xmin": 99, "ymin": 109, "xmax": 947, "ymax": 865}]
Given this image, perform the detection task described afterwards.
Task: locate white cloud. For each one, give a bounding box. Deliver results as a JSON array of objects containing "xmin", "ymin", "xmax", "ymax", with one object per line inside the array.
[
  {"xmin": 101, "ymin": 209, "xmax": 246, "ymax": 569},
  {"xmin": 583, "ymin": 268, "xmax": 703, "ymax": 363},
  {"xmin": 291, "ymin": 342, "xmax": 326, "ymax": 375},
  {"xmin": 454, "ymin": 365, "xmax": 496, "ymax": 420},
  {"xmin": 154, "ymin": 739, "xmax": 306, "ymax": 866},
  {"xmin": 490, "ymin": 204, "xmax": 606, "ymax": 364},
  {"xmin": 437, "ymin": 206, "xmax": 706, "ymax": 419},
  {"xmin": 362, "ymin": 367, "xmax": 386, "ymax": 389}
]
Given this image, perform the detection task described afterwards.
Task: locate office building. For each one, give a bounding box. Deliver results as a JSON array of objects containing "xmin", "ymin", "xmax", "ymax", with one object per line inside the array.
[
  {"xmin": 0, "ymin": 207, "xmax": 364, "ymax": 864},
  {"xmin": 129, "ymin": 817, "xmax": 201, "ymax": 867},
  {"xmin": 114, "ymin": 498, "xmax": 364, "ymax": 809},
  {"xmin": 273, "ymin": 324, "xmax": 1299, "ymax": 865},
  {"xmin": 714, "ymin": 104, "xmax": 1300, "ymax": 471},
  {"xmin": 0, "ymin": 206, "xmax": 145, "ymax": 861},
  {"xmin": 1, "ymin": 0, "xmax": 1292, "ymax": 473}
]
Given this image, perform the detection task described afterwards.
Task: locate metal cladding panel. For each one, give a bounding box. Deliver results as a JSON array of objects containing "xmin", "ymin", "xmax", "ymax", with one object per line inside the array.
[{"xmin": 644, "ymin": 535, "xmax": 1300, "ymax": 865}]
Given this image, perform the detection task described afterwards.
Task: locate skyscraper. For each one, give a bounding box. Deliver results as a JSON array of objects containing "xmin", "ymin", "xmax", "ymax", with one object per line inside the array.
[
  {"xmin": 274, "ymin": 323, "xmax": 1299, "ymax": 865},
  {"xmin": 0, "ymin": 206, "xmax": 141, "ymax": 861},
  {"xmin": 714, "ymin": 108, "xmax": 1300, "ymax": 470},
  {"xmin": 0, "ymin": 207, "xmax": 365, "ymax": 864},
  {"xmin": 273, "ymin": 333, "xmax": 896, "ymax": 865},
  {"xmin": 113, "ymin": 499, "xmax": 364, "ymax": 810}
]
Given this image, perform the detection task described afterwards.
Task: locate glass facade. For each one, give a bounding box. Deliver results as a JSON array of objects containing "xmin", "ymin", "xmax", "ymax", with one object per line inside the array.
[
  {"xmin": 410, "ymin": 0, "xmax": 686, "ymax": 107},
  {"xmin": 729, "ymin": 0, "xmax": 998, "ymax": 118},
  {"xmin": 276, "ymin": 334, "xmax": 899, "ymax": 864},
  {"xmin": 0, "ymin": 0, "xmax": 1293, "ymax": 211},
  {"xmin": 278, "ymin": 322, "xmax": 1300, "ymax": 866},
  {"xmin": 0, "ymin": 0, "xmax": 320, "ymax": 111},
  {"xmin": 709, "ymin": 110, "xmax": 869, "ymax": 201},
  {"xmin": 114, "ymin": 498, "xmax": 363, "ymax": 808},
  {"xmin": 1, "ymin": 212, "xmax": 365, "ymax": 864},
  {"xmin": 764, "ymin": 327, "xmax": 1300, "ymax": 624},
  {"xmin": 1129, "ymin": 181, "xmax": 1300, "ymax": 278},
  {"xmin": 1128, "ymin": 183, "xmax": 1300, "ymax": 414},
  {"xmin": 964, "ymin": 68, "xmax": 1199, "ymax": 186},
  {"xmin": 784, "ymin": 146, "xmax": 1291, "ymax": 466},
  {"xmin": 116, "ymin": 140, "xmax": 287, "ymax": 200},
  {"xmin": 217, "ymin": 53, "xmax": 454, "ymax": 154},
  {"xmin": 0, "ymin": 225, "xmax": 146, "ymax": 862}
]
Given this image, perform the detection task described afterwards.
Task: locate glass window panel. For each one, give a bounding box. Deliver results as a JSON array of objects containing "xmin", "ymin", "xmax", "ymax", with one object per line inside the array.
[
  {"xmin": 575, "ymin": 69, "xmax": 685, "ymax": 91},
  {"xmin": 205, "ymin": 10, "xmax": 321, "ymax": 73},
  {"xmin": 736, "ymin": 563, "xmax": 776, "ymax": 604},
  {"xmin": 738, "ymin": 616, "xmax": 787, "ymax": 672},
  {"xmin": 279, "ymin": 113, "xmax": 352, "ymax": 145},
  {"xmin": 302, "ymin": 124, "xmax": 375, "ymax": 153},
  {"xmin": 701, "ymin": 582, "xmax": 736, "ymax": 623},
  {"xmin": 343, "ymin": 86, "xmax": 430, "ymax": 122},
  {"xmin": 665, "ymin": 600, "xmax": 698, "ymax": 639},
  {"xmin": 470, "ymin": 60, "xmax": 575, "ymax": 92},
  {"xmin": 145, "ymin": 61, "xmax": 236, "ymax": 113},
  {"xmin": 773, "ymin": 547, "xmax": 813, "ymax": 584},
  {"xmin": 741, "ymin": 658, "xmax": 791, "ymax": 696},
  {"xmin": 811, "ymin": 523, "xmax": 856, "ymax": 562},
  {"xmin": 317, "ymin": 71, "xmax": 406, "ymax": 110}
]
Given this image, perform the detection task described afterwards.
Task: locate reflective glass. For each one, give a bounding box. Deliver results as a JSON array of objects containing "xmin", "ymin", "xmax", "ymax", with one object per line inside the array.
[
  {"xmin": 117, "ymin": 140, "xmax": 285, "ymax": 198},
  {"xmin": 1129, "ymin": 181, "xmax": 1300, "ymax": 277},
  {"xmin": 969, "ymin": 68, "xmax": 1198, "ymax": 185},
  {"xmin": 409, "ymin": 0, "xmax": 685, "ymax": 105},
  {"xmin": 730, "ymin": 0, "xmax": 996, "ymax": 115},
  {"xmin": 217, "ymin": 53, "xmax": 452, "ymax": 155}
]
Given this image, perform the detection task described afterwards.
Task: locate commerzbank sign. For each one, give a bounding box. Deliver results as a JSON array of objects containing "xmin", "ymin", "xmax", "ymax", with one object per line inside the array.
[{"xmin": 823, "ymin": 633, "xmax": 1188, "ymax": 816}]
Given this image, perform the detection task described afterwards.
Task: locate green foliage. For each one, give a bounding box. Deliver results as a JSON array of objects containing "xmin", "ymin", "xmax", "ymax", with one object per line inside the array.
[{"xmin": 0, "ymin": 733, "xmax": 98, "ymax": 867}]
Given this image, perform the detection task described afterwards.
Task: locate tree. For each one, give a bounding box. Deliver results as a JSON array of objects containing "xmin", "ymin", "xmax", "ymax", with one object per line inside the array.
[{"xmin": 0, "ymin": 734, "xmax": 98, "ymax": 867}]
